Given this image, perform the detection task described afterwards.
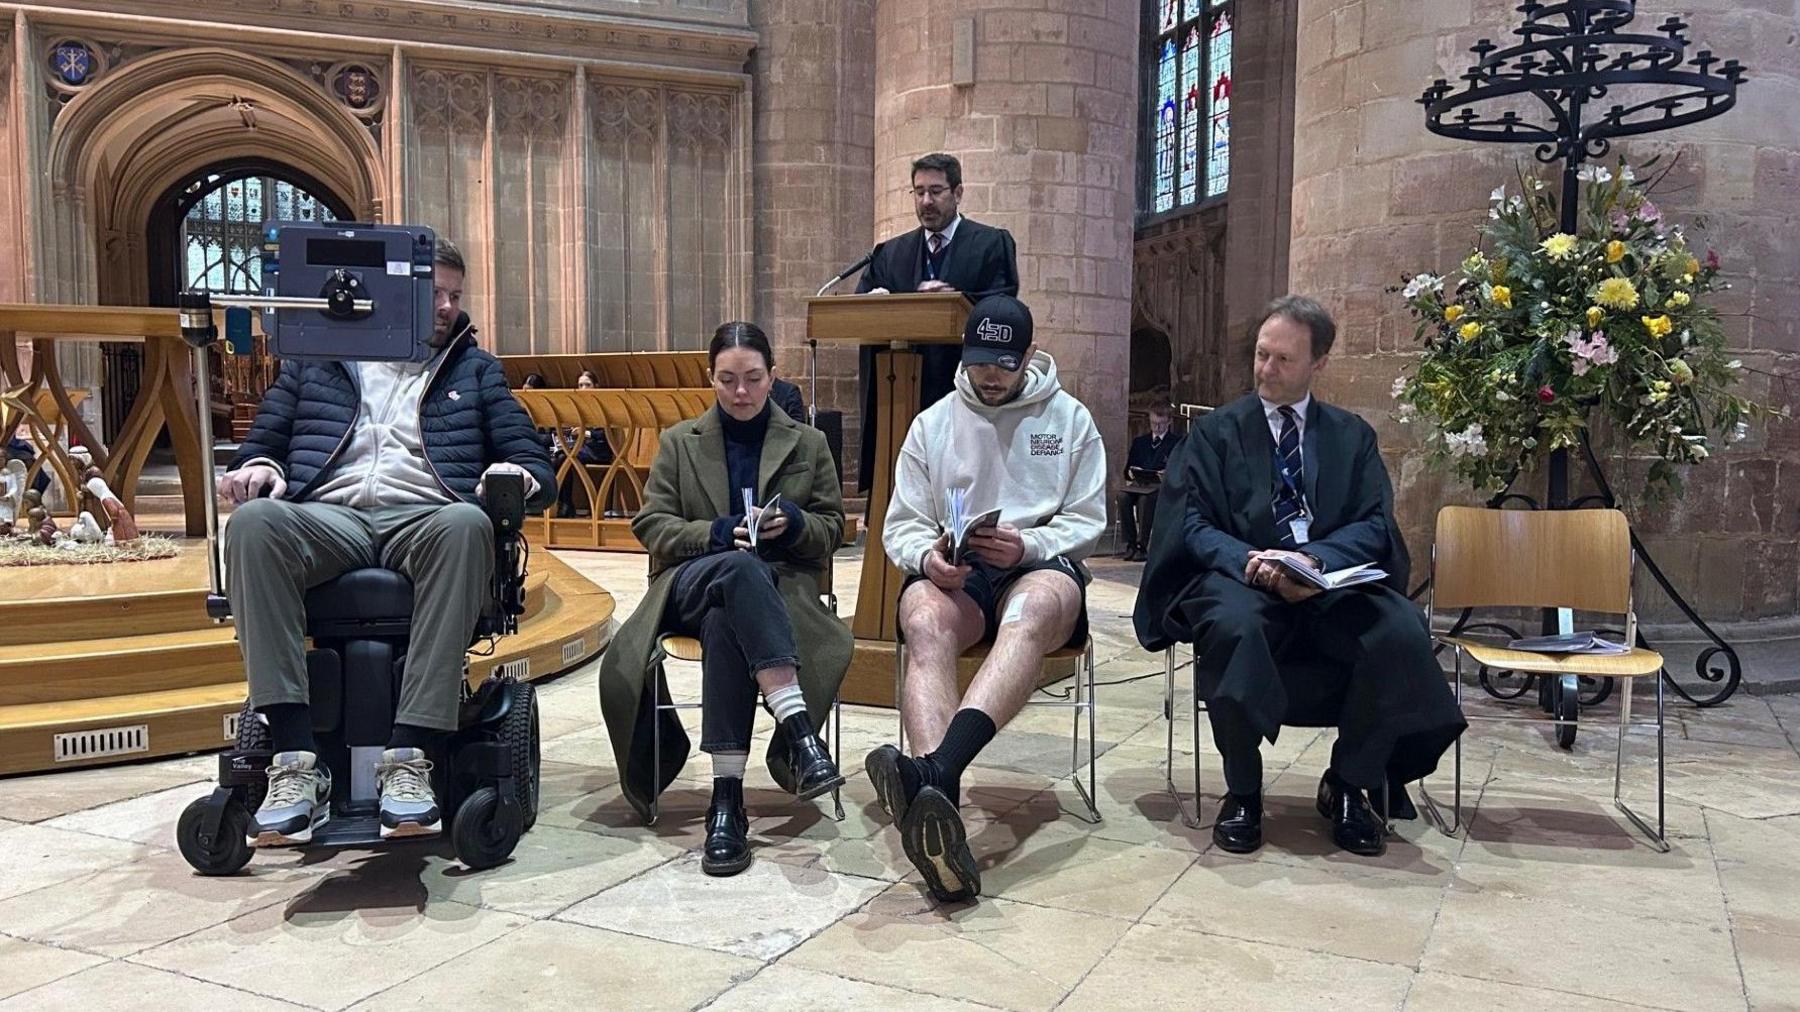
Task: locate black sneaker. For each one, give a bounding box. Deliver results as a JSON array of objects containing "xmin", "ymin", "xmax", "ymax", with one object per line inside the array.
[
  {"xmin": 864, "ymin": 744, "xmax": 917, "ymax": 826},
  {"xmin": 900, "ymin": 786, "xmax": 980, "ymax": 903}
]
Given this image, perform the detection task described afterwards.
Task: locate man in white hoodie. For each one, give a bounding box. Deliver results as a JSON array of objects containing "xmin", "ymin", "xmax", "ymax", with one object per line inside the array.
[{"xmin": 865, "ymin": 294, "xmax": 1107, "ymax": 903}]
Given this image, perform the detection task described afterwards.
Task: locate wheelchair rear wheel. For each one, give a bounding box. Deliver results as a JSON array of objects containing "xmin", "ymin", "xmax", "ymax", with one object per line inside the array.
[{"xmin": 499, "ymin": 682, "xmax": 541, "ymax": 830}]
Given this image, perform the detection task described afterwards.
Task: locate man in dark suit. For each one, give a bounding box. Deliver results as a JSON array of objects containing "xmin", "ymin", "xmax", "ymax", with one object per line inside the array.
[
  {"xmin": 1118, "ymin": 404, "xmax": 1179, "ymax": 561},
  {"xmin": 854, "ymin": 152, "xmax": 1019, "ymax": 489},
  {"xmin": 1133, "ymin": 295, "xmax": 1464, "ymax": 858}
]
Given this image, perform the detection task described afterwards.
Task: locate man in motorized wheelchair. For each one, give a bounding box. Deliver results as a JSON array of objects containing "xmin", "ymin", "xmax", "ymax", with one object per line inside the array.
[{"xmin": 185, "ymin": 238, "xmax": 555, "ymax": 868}]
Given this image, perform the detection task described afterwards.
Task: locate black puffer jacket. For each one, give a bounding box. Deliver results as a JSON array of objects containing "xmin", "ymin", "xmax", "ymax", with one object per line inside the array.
[{"xmin": 231, "ymin": 321, "xmax": 556, "ymax": 511}]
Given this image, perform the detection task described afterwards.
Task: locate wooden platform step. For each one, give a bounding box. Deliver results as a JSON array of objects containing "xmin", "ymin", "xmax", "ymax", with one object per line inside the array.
[
  {"xmin": 0, "ymin": 552, "xmax": 613, "ymax": 776},
  {"xmin": 0, "ymin": 683, "xmax": 247, "ymax": 774}
]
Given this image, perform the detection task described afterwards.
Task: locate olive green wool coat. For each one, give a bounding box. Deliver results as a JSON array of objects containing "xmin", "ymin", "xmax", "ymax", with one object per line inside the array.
[{"xmin": 598, "ymin": 405, "xmax": 853, "ymax": 818}]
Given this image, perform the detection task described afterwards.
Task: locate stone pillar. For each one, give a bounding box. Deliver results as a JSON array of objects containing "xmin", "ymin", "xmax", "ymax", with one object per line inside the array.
[
  {"xmin": 1290, "ymin": 0, "xmax": 1800, "ymax": 623},
  {"xmin": 873, "ymin": 0, "xmax": 1140, "ymax": 469},
  {"xmin": 748, "ymin": 0, "xmax": 877, "ymax": 479},
  {"xmin": 1217, "ymin": 0, "xmax": 1298, "ymax": 398}
]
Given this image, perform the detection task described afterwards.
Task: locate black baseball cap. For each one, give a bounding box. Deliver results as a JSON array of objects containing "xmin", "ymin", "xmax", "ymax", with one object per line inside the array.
[{"xmin": 962, "ymin": 295, "xmax": 1034, "ymax": 371}]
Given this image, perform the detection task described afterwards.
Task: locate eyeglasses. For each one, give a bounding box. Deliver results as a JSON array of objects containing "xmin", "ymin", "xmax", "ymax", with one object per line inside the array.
[{"xmin": 909, "ymin": 186, "xmax": 952, "ymax": 199}]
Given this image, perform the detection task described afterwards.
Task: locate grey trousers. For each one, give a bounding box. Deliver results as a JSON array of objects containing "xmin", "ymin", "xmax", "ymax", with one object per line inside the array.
[{"xmin": 224, "ymin": 498, "xmax": 493, "ymax": 731}]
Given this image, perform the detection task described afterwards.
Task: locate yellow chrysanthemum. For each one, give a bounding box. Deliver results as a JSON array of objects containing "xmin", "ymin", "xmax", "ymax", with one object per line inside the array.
[
  {"xmin": 1541, "ymin": 233, "xmax": 1579, "ymax": 260},
  {"xmin": 1443, "ymin": 304, "xmax": 1466, "ymax": 323},
  {"xmin": 1586, "ymin": 306, "xmax": 1605, "ymax": 328},
  {"xmin": 1669, "ymin": 291, "xmax": 1691, "ymax": 308},
  {"xmin": 1491, "ymin": 285, "xmax": 1513, "ymax": 309},
  {"xmin": 1641, "ymin": 314, "xmax": 1674, "ymax": 338},
  {"xmin": 1606, "ymin": 240, "xmax": 1627, "ymax": 264},
  {"xmin": 1458, "ymin": 321, "xmax": 1482, "ymax": 342},
  {"xmin": 1596, "ymin": 277, "xmax": 1640, "ymax": 310}
]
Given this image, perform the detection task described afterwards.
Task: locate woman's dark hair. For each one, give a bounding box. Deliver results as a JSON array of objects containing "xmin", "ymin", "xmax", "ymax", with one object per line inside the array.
[
  {"xmin": 577, "ymin": 369, "xmax": 598, "ymax": 384},
  {"xmin": 521, "ymin": 372, "xmax": 546, "ymax": 389},
  {"xmin": 708, "ymin": 321, "xmax": 775, "ymax": 370}
]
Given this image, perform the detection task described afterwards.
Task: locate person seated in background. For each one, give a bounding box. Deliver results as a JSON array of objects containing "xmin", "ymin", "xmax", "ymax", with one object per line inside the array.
[
  {"xmin": 1132, "ymin": 295, "xmax": 1465, "ymax": 858},
  {"xmin": 555, "ymin": 369, "xmax": 614, "ymax": 517},
  {"xmin": 219, "ymin": 237, "xmax": 556, "ymax": 845},
  {"xmin": 865, "ymin": 294, "xmax": 1106, "ymax": 903},
  {"xmin": 771, "ymin": 375, "xmax": 807, "ymax": 425},
  {"xmin": 597, "ymin": 322, "xmax": 851, "ymax": 877},
  {"xmin": 1117, "ymin": 403, "xmax": 1179, "ymax": 561},
  {"xmin": 521, "ymin": 372, "xmax": 547, "ymax": 389}
]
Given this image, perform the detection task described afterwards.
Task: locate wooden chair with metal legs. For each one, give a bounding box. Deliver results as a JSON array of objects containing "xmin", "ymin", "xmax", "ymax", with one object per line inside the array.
[
  {"xmin": 894, "ymin": 623, "xmax": 1101, "ymax": 824},
  {"xmin": 1161, "ymin": 646, "xmax": 1391, "ymax": 831},
  {"xmin": 1421, "ymin": 506, "xmax": 1668, "ymax": 852},
  {"xmin": 646, "ymin": 563, "xmax": 846, "ymax": 825}
]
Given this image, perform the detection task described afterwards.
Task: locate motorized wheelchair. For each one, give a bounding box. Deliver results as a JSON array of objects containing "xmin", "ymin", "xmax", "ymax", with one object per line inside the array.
[{"xmin": 175, "ymin": 473, "xmax": 541, "ymax": 874}]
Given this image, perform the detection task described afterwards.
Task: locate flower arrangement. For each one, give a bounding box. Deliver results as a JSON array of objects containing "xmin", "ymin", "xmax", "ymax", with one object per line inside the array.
[{"xmin": 1392, "ymin": 161, "xmax": 1772, "ymax": 497}]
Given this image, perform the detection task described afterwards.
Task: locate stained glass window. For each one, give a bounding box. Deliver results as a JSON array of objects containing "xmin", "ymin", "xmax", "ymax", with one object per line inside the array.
[
  {"xmin": 1145, "ymin": 0, "xmax": 1233, "ymax": 214},
  {"xmin": 180, "ymin": 173, "xmax": 334, "ymax": 294}
]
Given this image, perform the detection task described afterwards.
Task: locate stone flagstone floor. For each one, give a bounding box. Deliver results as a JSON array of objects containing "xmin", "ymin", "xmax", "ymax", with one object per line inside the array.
[{"xmin": 3, "ymin": 549, "xmax": 1798, "ymax": 1010}]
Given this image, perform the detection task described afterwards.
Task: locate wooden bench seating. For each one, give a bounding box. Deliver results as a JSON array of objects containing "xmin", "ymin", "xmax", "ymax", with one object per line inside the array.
[{"xmin": 499, "ymin": 351, "xmax": 709, "ymax": 390}]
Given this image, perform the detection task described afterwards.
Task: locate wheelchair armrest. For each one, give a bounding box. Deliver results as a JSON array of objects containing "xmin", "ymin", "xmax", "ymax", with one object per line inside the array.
[{"xmin": 483, "ymin": 471, "xmax": 530, "ymax": 636}]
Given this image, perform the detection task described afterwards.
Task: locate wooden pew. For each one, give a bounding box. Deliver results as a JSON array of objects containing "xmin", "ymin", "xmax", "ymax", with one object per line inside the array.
[
  {"xmin": 499, "ymin": 351, "xmax": 709, "ymax": 390},
  {"xmin": 512, "ymin": 388, "xmax": 858, "ymax": 552}
]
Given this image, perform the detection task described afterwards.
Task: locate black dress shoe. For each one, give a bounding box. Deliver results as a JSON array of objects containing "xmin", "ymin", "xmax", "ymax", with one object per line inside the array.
[
  {"xmin": 1316, "ymin": 770, "xmax": 1387, "ymax": 857},
  {"xmin": 780, "ymin": 713, "xmax": 845, "ymax": 801},
  {"xmin": 1212, "ymin": 792, "xmax": 1264, "ymax": 854},
  {"xmin": 702, "ymin": 778, "xmax": 751, "ymax": 877},
  {"xmin": 1373, "ymin": 777, "xmax": 1419, "ymax": 822},
  {"xmin": 900, "ymin": 786, "xmax": 979, "ymax": 903}
]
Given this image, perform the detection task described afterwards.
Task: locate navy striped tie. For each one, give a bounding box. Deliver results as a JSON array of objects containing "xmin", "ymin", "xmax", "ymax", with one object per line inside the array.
[{"xmin": 1271, "ymin": 406, "xmax": 1305, "ymax": 546}]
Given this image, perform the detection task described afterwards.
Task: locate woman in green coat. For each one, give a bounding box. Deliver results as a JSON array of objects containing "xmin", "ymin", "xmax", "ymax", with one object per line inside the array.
[{"xmin": 598, "ymin": 322, "xmax": 853, "ymax": 876}]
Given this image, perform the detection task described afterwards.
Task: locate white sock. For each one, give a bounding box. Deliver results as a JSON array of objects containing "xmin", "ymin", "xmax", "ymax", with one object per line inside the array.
[
  {"xmin": 765, "ymin": 683, "xmax": 807, "ymax": 724},
  {"xmin": 711, "ymin": 750, "xmax": 749, "ymax": 780}
]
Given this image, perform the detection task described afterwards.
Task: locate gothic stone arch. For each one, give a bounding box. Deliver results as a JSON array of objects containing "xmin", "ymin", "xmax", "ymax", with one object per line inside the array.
[{"xmin": 45, "ymin": 46, "xmax": 386, "ymax": 308}]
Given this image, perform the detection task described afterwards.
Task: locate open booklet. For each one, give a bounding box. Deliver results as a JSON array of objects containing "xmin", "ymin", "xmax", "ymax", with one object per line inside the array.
[
  {"xmin": 943, "ymin": 487, "xmax": 1001, "ymax": 566},
  {"xmin": 741, "ymin": 488, "xmax": 785, "ymax": 550},
  {"xmin": 1271, "ymin": 556, "xmax": 1389, "ymax": 591},
  {"xmin": 1506, "ymin": 631, "xmax": 1630, "ymax": 655}
]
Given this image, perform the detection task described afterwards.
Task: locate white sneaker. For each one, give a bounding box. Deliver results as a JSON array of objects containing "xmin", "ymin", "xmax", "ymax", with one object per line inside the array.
[
  {"xmin": 376, "ymin": 748, "xmax": 441, "ymax": 838},
  {"xmin": 249, "ymin": 751, "xmax": 332, "ymax": 846}
]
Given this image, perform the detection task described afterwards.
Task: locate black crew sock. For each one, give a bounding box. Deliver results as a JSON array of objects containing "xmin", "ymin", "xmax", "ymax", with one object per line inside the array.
[
  {"xmin": 923, "ymin": 708, "xmax": 998, "ymax": 803},
  {"xmin": 260, "ymin": 703, "xmax": 314, "ymax": 755},
  {"xmin": 388, "ymin": 723, "xmax": 448, "ymax": 753}
]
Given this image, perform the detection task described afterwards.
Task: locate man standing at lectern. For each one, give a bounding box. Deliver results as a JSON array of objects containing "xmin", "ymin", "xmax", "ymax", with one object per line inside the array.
[{"xmin": 854, "ymin": 153, "xmax": 1019, "ymax": 490}]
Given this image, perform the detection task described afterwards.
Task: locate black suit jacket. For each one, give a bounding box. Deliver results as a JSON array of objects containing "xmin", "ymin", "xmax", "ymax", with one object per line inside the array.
[
  {"xmin": 771, "ymin": 378, "xmax": 807, "ymax": 425},
  {"xmin": 852, "ymin": 217, "xmax": 1020, "ymax": 489},
  {"xmin": 1132, "ymin": 394, "xmax": 1412, "ymax": 652}
]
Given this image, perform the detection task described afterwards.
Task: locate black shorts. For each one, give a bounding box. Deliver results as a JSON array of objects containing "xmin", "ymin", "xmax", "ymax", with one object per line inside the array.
[{"xmin": 904, "ymin": 555, "xmax": 1091, "ymax": 650}]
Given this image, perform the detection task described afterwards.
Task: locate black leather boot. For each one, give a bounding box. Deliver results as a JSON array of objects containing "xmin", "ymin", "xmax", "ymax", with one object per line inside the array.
[
  {"xmin": 780, "ymin": 712, "xmax": 846, "ymax": 801},
  {"xmin": 702, "ymin": 778, "xmax": 751, "ymax": 877}
]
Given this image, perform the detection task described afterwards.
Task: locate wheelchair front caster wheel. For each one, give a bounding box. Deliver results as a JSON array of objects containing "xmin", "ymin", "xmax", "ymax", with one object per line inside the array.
[
  {"xmin": 177, "ymin": 797, "xmax": 253, "ymax": 876},
  {"xmin": 452, "ymin": 786, "xmax": 522, "ymax": 870}
]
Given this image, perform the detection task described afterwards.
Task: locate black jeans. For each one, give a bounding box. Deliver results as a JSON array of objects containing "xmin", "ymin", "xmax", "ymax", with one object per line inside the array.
[
  {"xmin": 665, "ymin": 551, "xmax": 800, "ymax": 753},
  {"xmin": 1118, "ymin": 488, "xmax": 1159, "ymax": 550}
]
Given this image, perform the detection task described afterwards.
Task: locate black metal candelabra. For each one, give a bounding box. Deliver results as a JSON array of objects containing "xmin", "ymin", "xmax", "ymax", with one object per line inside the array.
[{"xmin": 1415, "ymin": 1, "xmax": 1749, "ymax": 724}]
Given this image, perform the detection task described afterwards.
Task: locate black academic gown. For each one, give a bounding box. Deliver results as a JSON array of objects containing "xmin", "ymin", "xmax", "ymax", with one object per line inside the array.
[
  {"xmin": 1132, "ymin": 394, "xmax": 1465, "ymax": 788},
  {"xmin": 853, "ymin": 216, "xmax": 1019, "ymax": 490}
]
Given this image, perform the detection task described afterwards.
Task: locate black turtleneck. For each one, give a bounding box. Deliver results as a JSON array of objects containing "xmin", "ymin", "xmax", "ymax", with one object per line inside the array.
[{"xmin": 718, "ymin": 400, "xmax": 772, "ymax": 509}]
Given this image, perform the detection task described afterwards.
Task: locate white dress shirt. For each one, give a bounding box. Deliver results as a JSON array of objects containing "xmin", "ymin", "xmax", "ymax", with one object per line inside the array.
[{"xmin": 925, "ymin": 213, "xmax": 964, "ymax": 253}]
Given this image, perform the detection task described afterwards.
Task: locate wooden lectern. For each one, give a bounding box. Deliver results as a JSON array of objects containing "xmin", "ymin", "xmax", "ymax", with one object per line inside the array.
[{"xmin": 806, "ymin": 293, "xmax": 969, "ymax": 705}]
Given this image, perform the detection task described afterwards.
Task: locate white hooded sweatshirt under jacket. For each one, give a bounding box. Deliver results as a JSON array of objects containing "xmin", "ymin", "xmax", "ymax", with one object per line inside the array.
[{"xmin": 883, "ymin": 350, "xmax": 1108, "ymax": 575}]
